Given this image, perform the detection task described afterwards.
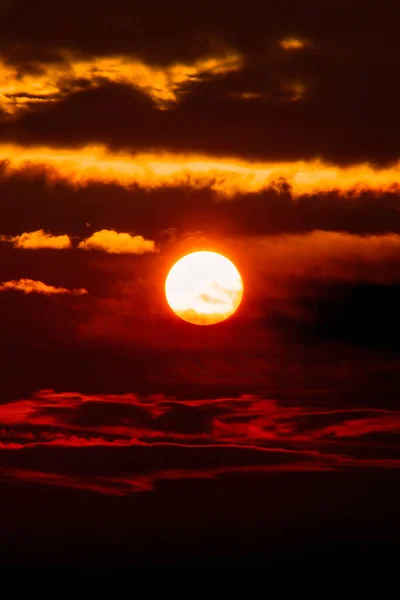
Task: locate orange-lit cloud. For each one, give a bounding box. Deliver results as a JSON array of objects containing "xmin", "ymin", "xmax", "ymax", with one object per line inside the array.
[
  {"xmin": 0, "ymin": 50, "xmax": 242, "ymax": 114},
  {"xmin": 279, "ymin": 37, "xmax": 309, "ymax": 50},
  {"xmin": 230, "ymin": 91, "xmax": 269, "ymax": 101},
  {"xmin": 78, "ymin": 229, "xmax": 157, "ymax": 254},
  {"xmin": 282, "ymin": 80, "xmax": 307, "ymax": 101},
  {"xmin": 2, "ymin": 143, "xmax": 400, "ymax": 198},
  {"xmin": 0, "ymin": 278, "xmax": 87, "ymax": 295},
  {"xmin": 0, "ymin": 229, "xmax": 71, "ymax": 249},
  {"xmin": 232, "ymin": 82, "xmax": 307, "ymax": 103}
]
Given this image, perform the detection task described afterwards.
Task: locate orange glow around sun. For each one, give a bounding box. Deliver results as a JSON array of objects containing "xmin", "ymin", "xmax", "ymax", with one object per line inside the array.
[{"xmin": 165, "ymin": 251, "xmax": 243, "ymax": 325}]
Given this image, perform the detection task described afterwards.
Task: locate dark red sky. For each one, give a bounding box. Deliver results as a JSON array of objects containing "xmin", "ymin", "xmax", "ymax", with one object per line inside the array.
[{"xmin": 0, "ymin": 0, "xmax": 399, "ymax": 581}]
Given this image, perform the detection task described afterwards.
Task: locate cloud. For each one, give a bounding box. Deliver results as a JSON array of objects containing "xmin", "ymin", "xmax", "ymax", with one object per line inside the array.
[
  {"xmin": 0, "ymin": 390, "xmax": 398, "ymax": 494},
  {"xmin": 0, "ymin": 229, "xmax": 71, "ymax": 249},
  {"xmin": 317, "ymin": 415, "xmax": 400, "ymax": 438},
  {"xmin": 0, "ymin": 228, "xmax": 156, "ymax": 254},
  {"xmin": 0, "ymin": 50, "xmax": 242, "ymax": 115},
  {"xmin": 0, "ymin": 389, "xmax": 398, "ymax": 448},
  {"xmin": 230, "ymin": 92, "xmax": 270, "ymax": 101},
  {"xmin": 78, "ymin": 229, "xmax": 157, "ymax": 254},
  {"xmin": 239, "ymin": 231, "xmax": 400, "ymax": 287},
  {"xmin": 0, "ymin": 278, "xmax": 87, "ymax": 295},
  {"xmin": 2, "ymin": 144, "xmax": 400, "ymax": 199},
  {"xmin": 2, "ymin": 1, "xmax": 400, "ymax": 171},
  {"xmin": 0, "ymin": 164, "xmax": 399, "ymax": 239},
  {"xmin": 0, "ymin": 459, "xmax": 331, "ymax": 496},
  {"xmin": 279, "ymin": 37, "xmax": 309, "ymax": 50},
  {"xmin": 0, "ymin": 468, "xmax": 131, "ymax": 495}
]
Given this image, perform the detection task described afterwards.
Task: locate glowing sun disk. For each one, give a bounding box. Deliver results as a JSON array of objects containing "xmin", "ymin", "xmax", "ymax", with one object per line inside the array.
[{"xmin": 165, "ymin": 251, "xmax": 243, "ymax": 325}]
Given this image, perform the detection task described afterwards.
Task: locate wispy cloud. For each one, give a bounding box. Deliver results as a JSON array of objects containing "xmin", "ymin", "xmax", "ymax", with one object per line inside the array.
[
  {"xmin": 0, "ymin": 279, "xmax": 87, "ymax": 295},
  {"xmin": 79, "ymin": 230, "xmax": 157, "ymax": 254},
  {"xmin": 0, "ymin": 229, "xmax": 71, "ymax": 249},
  {"xmin": 0, "ymin": 50, "xmax": 242, "ymax": 115}
]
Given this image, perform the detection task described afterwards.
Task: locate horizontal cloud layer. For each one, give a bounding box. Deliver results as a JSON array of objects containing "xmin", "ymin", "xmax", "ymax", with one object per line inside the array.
[
  {"xmin": 2, "ymin": 144, "xmax": 400, "ymax": 198},
  {"xmin": 0, "ymin": 390, "xmax": 398, "ymax": 495}
]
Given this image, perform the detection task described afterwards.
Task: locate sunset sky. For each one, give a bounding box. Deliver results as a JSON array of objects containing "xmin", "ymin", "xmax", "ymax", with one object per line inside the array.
[{"xmin": 1, "ymin": 0, "xmax": 399, "ymax": 580}]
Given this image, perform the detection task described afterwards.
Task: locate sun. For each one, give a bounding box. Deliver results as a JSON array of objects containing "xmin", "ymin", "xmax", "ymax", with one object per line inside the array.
[{"xmin": 165, "ymin": 251, "xmax": 243, "ymax": 325}]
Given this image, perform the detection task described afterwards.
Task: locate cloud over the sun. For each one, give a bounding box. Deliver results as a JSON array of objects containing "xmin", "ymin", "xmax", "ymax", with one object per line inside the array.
[
  {"xmin": 0, "ymin": 229, "xmax": 71, "ymax": 249},
  {"xmin": 78, "ymin": 230, "xmax": 157, "ymax": 254},
  {"xmin": 0, "ymin": 279, "xmax": 87, "ymax": 295}
]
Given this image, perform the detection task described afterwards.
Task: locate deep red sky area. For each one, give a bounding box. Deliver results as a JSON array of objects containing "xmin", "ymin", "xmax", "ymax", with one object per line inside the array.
[{"xmin": 0, "ymin": 0, "xmax": 399, "ymax": 582}]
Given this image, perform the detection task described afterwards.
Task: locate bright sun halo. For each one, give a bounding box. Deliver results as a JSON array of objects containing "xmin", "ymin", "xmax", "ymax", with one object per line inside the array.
[{"xmin": 165, "ymin": 251, "xmax": 243, "ymax": 325}]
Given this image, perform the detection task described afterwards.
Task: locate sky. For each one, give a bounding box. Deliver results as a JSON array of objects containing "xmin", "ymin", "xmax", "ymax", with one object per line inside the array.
[{"xmin": 0, "ymin": 0, "xmax": 399, "ymax": 579}]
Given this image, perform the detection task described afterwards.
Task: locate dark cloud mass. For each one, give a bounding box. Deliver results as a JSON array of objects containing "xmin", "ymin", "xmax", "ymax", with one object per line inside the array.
[{"xmin": 0, "ymin": 0, "xmax": 399, "ymax": 577}]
